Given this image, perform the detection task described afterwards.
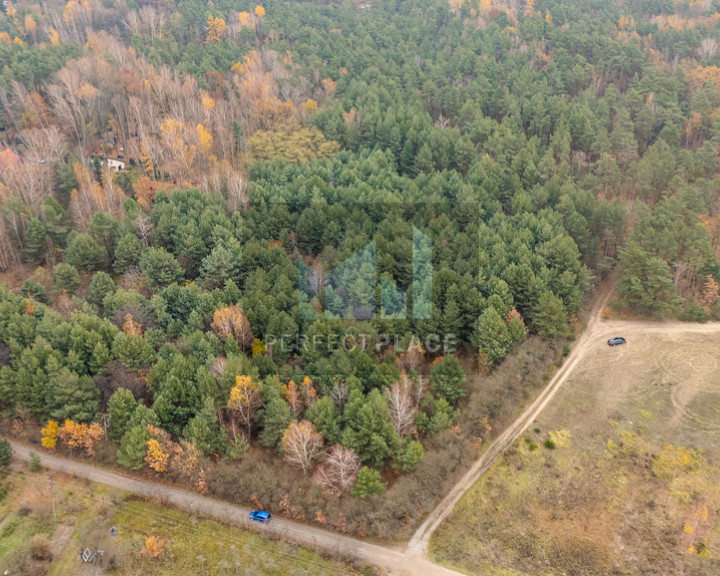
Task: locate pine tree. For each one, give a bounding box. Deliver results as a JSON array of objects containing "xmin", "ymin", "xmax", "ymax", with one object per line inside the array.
[
  {"xmin": 183, "ymin": 396, "xmax": 223, "ymax": 456},
  {"xmin": 23, "ymin": 218, "xmax": 47, "ymax": 264},
  {"xmin": 117, "ymin": 425, "xmax": 150, "ymax": 470},
  {"xmin": 48, "ymin": 368, "xmax": 100, "ymax": 423},
  {"xmin": 533, "ymin": 291, "xmax": 569, "ymax": 339},
  {"xmin": 414, "ymin": 143, "xmax": 434, "ymax": 174},
  {"xmin": 259, "ymin": 397, "xmax": 294, "ymax": 449},
  {"xmin": 473, "ymin": 307, "xmax": 511, "ymax": 364},
  {"xmin": 88, "ymin": 272, "xmax": 116, "ymax": 307},
  {"xmin": 114, "ymin": 233, "xmax": 142, "ymax": 274},
  {"xmin": 429, "ymin": 355, "xmax": 467, "ymax": 404},
  {"xmin": 108, "ymin": 388, "xmax": 137, "ymax": 442},
  {"xmin": 53, "ymin": 263, "xmax": 81, "ymax": 294},
  {"xmin": 351, "ymin": 466, "xmax": 386, "ymax": 498},
  {"xmin": 65, "ymin": 233, "xmax": 108, "ymax": 271}
]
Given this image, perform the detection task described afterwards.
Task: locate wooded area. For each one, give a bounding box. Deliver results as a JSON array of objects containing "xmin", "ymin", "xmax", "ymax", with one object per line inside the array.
[{"xmin": 1, "ymin": 0, "xmax": 720, "ymax": 539}]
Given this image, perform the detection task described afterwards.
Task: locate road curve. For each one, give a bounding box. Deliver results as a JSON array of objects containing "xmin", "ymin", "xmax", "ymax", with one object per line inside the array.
[
  {"xmin": 406, "ymin": 287, "xmax": 720, "ymax": 556},
  {"xmin": 9, "ymin": 442, "xmax": 465, "ymax": 576},
  {"xmin": 10, "ymin": 284, "xmax": 720, "ymax": 576}
]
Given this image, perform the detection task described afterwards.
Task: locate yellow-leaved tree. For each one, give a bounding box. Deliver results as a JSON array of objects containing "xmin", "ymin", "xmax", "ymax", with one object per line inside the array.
[
  {"xmin": 211, "ymin": 305, "xmax": 253, "ymax": 348},
  {"xmin": 48, "ymin": 27, "xmax": 60, "ymax": 45},
  {"xmin": 206, "ymin": 15, "xmax": 226, "ymax": 43},
  {"xmin": 145, "ymin": 438, "xmax": 169, "ymax": 473},
  {"xmin": 24, "ymin": 15, "xmax": 37, "ymax": 41},
  {"xmin": 228, "ymin": 375, "xmax": 264, "ymax": 435},
  {"xmin": 197, "ymin": 123, "xmax": 213, "ymax": 152},
  {"xmin": 237, "ymin": 11, "xmax": 253, "ymax": 28},
  {"xmin": 41, "ymin": 420, "xmax": 59, "ymax": 448},
  {"xmin": 303, "ymin": 98, "xmax": 318, "ymax": 115}
]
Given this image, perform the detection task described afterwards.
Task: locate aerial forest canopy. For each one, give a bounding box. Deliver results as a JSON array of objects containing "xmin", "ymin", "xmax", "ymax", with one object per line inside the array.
[{"xmin": 0, "ymin": 0, "xmax": 720, "ymax": 537}]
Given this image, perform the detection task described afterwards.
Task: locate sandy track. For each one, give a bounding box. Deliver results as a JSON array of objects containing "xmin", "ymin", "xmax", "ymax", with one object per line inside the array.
[
  {"xmin": 406, "ymin": 288, "xmax": 720, "ymax": 556},
  {"xmin": 8, "ymin": 442, "xmax": 465, "ymax": 576}
]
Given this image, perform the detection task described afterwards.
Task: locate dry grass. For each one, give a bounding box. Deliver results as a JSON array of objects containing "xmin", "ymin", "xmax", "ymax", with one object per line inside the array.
[
  {"xmin": 0, "ymin": 462, "xmax": 370, "ymax": 576},
  {"xmin": 431, "ymin": 332, "xmax": 720, "ymax": 576}
]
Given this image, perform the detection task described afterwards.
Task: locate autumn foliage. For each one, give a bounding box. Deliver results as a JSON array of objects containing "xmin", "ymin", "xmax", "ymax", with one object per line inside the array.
[
  {"xmin": 41, "ymin": 420, "xmax": 59, "ymax": 448},
  {"xmin": 699, "ymin": 274, "xmax": 719, "ymax": 313},
  {"xmin": 144, "ymin": 425, "xmax": 200, "ymax": 479},
  {"xmin": 145, "ymin": 437, "xmax": 169, "ymax": 472},
  {"xmin": 123, "ymin": 313, "xmax": 143, "ymax": 336},
  {"xmin": 140, "ymin": 535, "xmax": 164, "ymax": 558},
  {"xmin": 282, "ymin": 376, "xmax": 317, "ymax": 415},
  {"xmin": 56, "ymin": 419, "xmax": 105, "ymax": 455},
  {"xmin": 206, "ymin": 15, "xmax": 226, "ymax": 43},
  {"xmin": 211, "ymin": 305, "xmax": 253, "ymax": 347},
  {"xmin": 228, "ymin": 375, "xmax": 263, "ymax": 434}
]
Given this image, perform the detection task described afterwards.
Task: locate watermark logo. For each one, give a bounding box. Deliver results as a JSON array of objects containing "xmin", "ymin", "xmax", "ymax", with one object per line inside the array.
[{"xmin": 299, "ymin": 226, "xmax": 432, "ymax": 320}]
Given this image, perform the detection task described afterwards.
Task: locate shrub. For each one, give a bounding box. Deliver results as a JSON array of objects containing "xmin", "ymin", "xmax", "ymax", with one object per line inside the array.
[
  {"xmin": 0, "ymin": 438, "xmax": 11, "ymax": 467},
  {"xmin": 524, "ymin": 437, "xmax": 538, "ymax": 451},
  {"xmin": 29, "ymin": 451, "xmax": 42, "ymax": 472},
  {"xmin": 543, "ymin": 438, "xmax": 556, "ymax": 450},
  {"xmin": 351, "ymin": 467, "xmax": 386, "ymax": 498},
  {"xmin": 30, "ymin": 534, "xmax": 52, "ymax": 560}
]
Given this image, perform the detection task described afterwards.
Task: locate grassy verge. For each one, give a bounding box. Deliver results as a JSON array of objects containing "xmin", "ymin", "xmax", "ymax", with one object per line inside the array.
[{"xmin": 0, "ymin": 461, "xmax": 371, "ymax": 576}]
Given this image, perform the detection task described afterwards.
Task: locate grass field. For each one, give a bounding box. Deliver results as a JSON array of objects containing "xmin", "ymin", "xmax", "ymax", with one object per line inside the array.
[
  {"xmin": 431, "ymin": 331, "xmax": 720, "ymax": 576},
  {"xmin": 0, "ymin": 461, "xmax": 371, "ymax": 576}
]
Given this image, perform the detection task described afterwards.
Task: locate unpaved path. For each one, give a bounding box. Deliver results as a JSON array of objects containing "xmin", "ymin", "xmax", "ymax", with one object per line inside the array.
[
  {"xmin": 406, "ymin": 287, "xmax": 720, "ymax": 556},
  {"xmin": 8, "ymin": 442, "xmax": 464, "ymax": 576},
  {"xmin": 10, "ymin": 285, "xmax": 720, "ymax": 575}
]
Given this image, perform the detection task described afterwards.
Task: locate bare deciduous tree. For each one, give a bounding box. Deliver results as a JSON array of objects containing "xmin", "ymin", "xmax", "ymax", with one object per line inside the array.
[
  {"xmin": 134, "ymin": 215, "xmax": 153, "ymax": 244},
  {"xmin": 385, "ymin": 374, "xmax": 417, "ymax": 436},
  {"xmin": 329, "ymin": 380, "xmax": 349, "ymax": 412},
  {"xmin": 700, "ymin": 37, "xmax": 718, "ymax": 57},
  {"xmin": 313, "ymin": 444, "xmax": 360, "ymax": 496},
  {"xmin": 281, "ymin": 420, "xmax": 324, "ymax": 475}
]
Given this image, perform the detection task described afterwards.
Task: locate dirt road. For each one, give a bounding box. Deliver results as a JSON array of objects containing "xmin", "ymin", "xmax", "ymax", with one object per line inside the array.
[
  {"xmin": 406, "ymin": 288, "xmax": 720, "ymax": 555},
  {"xmin": 10, "ymin": 285, "xmax": 720, "ymax": 575},
  {"xmin": 9, "ymin": 442, "xmax": 464, "ymax": 576}
]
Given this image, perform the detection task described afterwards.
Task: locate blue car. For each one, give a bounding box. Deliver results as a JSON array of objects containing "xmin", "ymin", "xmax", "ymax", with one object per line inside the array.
[
  {"xmin": 607, "ymin": 337, "xmax": 626, "ymax": 346},
  {"xmin": 249, "ymin": 510, "xmax": 271, "ymax": 523}
]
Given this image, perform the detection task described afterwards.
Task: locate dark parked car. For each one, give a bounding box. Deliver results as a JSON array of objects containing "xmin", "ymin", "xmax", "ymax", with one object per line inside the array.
[
  {"xmin": 607, "ymin": 337, "xmax": 626, "ymax": 346},
  {"xmin": 249, "ymin": 510, "xmax": 271, "ymax": 523}
]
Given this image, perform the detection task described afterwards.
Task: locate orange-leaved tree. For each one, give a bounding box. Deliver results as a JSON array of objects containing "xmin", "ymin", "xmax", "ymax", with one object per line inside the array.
[
  {"xmin": 140, "ymin": 535, "xmax": 164, "ymax": 558},
  {"xmin": 699, "ymin": 274, "xmax": 719, "ymax": 314},
  {"xmin": 123, "ymin": 313, "xmax": 143, "ymax": 336},
  {"xmin": 57, "ymin": 420, "xmax": 104, "ymax": 456}
]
